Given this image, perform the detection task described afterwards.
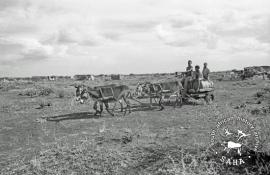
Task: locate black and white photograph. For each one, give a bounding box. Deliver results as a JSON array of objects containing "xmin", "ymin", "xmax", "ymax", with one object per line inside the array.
[{"xmin": 0, "ymin": 0, "xmax": 270, "ymax": 174}]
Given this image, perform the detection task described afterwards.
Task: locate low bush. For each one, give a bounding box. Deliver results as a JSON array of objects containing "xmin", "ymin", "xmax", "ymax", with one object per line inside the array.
[{"xmin": 18, "ymin": 86, "xmax": 54, "ymax": 97}]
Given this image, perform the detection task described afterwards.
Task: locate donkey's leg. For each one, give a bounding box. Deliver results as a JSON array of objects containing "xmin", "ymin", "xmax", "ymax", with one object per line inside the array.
[
  {"xmin": 111, "ymin": 101, "xmax": 117, "ymax": 112},
  {"xmin": 99, "ymin": 102, "xmax": 103, "ymax": 116},
  {"xmin": 93, "ymin": 101, "xmax": 99, "ymax": 116},
  {"xmin": 105, "ymin": 102, "xmax": 114, "ymax": 116},
  {"xmin": 158, "ymin": 95, "xmax": 164, "ymax": 111},
  {"xmin": 149, "ymin": 97, "xmax": 153, "ymax": 108},
  {"xmin": 110, "ymin": 100, "xmax": 123, "ymax": 113},
  {"xmin": 122, "ymin": 96, "xmax": 131, "ymax": 115},
  {"xmin": 111, "ymin": 99, "xmax": 123, "ymax": 112},
  {"xmin": 174, "ymin": 92, "xmax": 182, "ymax": 108},
  {"xmin": 126, "ymin": 98, "xmax": 131, "ymax": 114},
  {"xmin": 119, "ymin": 99, "xmax": 124, "ymax": 112},
  {"xmin": 153, "ymin": 97, "xmax": 158, "ymax": 104},
  {"xmin": 174, "ymin": 93, "xmax": 178, "ymax": 108}
]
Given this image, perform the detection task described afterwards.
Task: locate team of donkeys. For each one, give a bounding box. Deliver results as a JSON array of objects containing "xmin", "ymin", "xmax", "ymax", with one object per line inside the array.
[{"xmin": 75, "ymin": 80, "xmax": 183, "ymax": 116}]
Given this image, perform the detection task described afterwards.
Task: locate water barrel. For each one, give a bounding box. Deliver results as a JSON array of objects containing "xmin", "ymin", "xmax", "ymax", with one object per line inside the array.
[{"xmin": 190, "ymin": 80, "xmax": 214, "ymax": 93}]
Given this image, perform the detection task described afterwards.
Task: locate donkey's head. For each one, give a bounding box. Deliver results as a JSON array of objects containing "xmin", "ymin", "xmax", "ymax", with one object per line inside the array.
[
  {"xmin": 75, "ymin": 85, "xmax": 89, "ymax": 104},
  {"xmin": 135, "ymin": 82, "xmax": 151, "ymax": 96}
]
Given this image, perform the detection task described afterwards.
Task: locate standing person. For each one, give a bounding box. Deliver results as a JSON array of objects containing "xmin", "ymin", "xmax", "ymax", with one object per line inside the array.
[
  {"xmin": 183, "ymin": 60, "xmax": 193, "ymax": 96},
  {"xmin": 193, "ymin": 65, "xmax": 202, "ymax": 92},
  {"xmin": 202, "ymin": 62, "xmax": 210, "ymax": 80}
]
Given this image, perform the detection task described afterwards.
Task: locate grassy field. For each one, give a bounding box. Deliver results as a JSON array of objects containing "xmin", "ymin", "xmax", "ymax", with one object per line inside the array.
[{"xmin": 0, "ymin": 74, "xmax": 270, "ymax": 175}]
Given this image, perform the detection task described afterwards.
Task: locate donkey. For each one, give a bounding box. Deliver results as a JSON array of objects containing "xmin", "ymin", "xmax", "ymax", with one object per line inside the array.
[
  {"xmin": 135, "ymin": 81, "xmax": 183, "ymax": 110},
  {"xmin": 75, "ymin": 84, "xmax": 131, "ymax": 116}
]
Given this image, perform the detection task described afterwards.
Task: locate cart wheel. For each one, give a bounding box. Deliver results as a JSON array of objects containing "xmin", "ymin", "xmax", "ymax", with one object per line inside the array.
[
  {"xmin": 175, "ymin": 96, "xmax": 183, "ymax": 107},
  {"xmin": 211, "ymin": 94, "xmax": 215, "ymax": 101},
  {"xmin": 204, "ymin": 94, "xmax": 213, "ymax": 104},
  {"xmin": 176, "ymin": 93, "xmax": 183, "ymax": 107}
]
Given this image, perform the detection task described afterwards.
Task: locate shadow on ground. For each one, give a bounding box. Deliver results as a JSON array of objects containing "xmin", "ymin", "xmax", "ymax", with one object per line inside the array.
[
  {"xmin": 45, "ymin": 105, "xmax": 161, "ymax": 122},
  {"xmin": 45, "ymin": 112, "xmax": 100, "ymax": 122}
]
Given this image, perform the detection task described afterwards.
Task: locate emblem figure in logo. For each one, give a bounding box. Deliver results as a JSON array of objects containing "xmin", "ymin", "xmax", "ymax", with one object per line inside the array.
[
  {"xmin": 237, "ymin": 130, "xmax": 251, "ymax": 141},
  {"xmin": 222, "ymin": 141, "xmax": 242, "ymax": 156},
  {"xmin": 224, "ymin": 128, "xmax": 233, "ymax": 136}
]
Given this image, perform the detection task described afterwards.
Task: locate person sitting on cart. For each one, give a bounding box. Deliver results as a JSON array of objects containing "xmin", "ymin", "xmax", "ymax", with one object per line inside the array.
[
  {"xmin": 183, "ymin": 60, "xmax": 193, "ymax": 96},
  {"xmin": 202, "ymin": 62, "xmax": 210, "ymax": 80},
  {"xmin": 192, "ymin": 65, "xmax": 202, "ymax": 92}
]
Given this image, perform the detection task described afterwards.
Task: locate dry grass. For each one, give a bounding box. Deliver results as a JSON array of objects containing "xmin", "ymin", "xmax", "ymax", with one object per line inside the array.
[
  {"xmin": 0, "ymin": 76, "xmax": 270, "ymax": 175},
  {"xmin": 0, "ymin": 80, "xmax": 33, "ymax": 91},
  {"xmin": 18, "ymin": 86, "xmax": 54, "ymax": 97},
  {"xmin": 2, "ymin": 105, "xmax": 270, "ymax": 175}
]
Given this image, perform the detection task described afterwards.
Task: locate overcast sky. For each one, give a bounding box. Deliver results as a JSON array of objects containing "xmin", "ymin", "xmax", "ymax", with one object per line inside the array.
[{"xmin": 0, "ymin": 0, "xmax": 269, "ymax": 76}]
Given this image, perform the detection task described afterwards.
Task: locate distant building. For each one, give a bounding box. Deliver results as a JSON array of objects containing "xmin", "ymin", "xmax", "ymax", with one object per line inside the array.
[
  {"xmin": 95, "ymin": 74, "xmax": 105, "ymax": 79},
  {"xmin": 31, "ymin": 76, "xmax": 48, "ymax": 81},
  {"xmin": 73, "ymin": 74, "xmax": 95, "ymax": 81},
  {"xmin": 47, "ymin": 75, "xmax": 71, "ymax": 81},
  {"xmin": 0, "ymin": 77, "xmax": 9, "ymax": 82},
  {"xmin": 13, "ymin": 77, "xmax": 32, "ymax": 81},
  {"xmin": 243, "ymin": 66, "xmax": 270, "ymax": 79},
  {"xmin": 111, "ymin": 74, "xmax": 121, "ymax": 80},
  {"xmin": 48, "ymin": 76, "xmax": 56, "ymax": 81},
  {"xmin": 56, "ymin": 76, "xmax": 71, "ymax": 80}
]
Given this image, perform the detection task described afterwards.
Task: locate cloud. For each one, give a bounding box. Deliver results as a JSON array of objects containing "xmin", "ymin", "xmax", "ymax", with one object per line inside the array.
[
  {"xmin": 101, "ymin": 32, "xmax": 122, "ymax": 41},
  {"xmin": 155, "ymin": 14, "xmax": 218, "ymax": 49},
  {"xmin": 0, "ymin": 22, "xmax": 37, "ymax": 36},
  {"xmin": 22, "ymin": 48, "xmax": 50, "ymax": 61},
  {"xmin": 255, "ymin": 16, "xmax": 270, "ymax": 44},
  {"xmin": 207, "ymin": 10, "xmax": 270, "ymax": 53},
  {"xmin": 154, "ymin": 9, "xmax": 270, "ymax": 55},
  {"xmin": 208, "ymin": 11, "xmax": 270, "ymax": 41},
  {"xmin": 41, "ymin": 26, "xmax": 108, "ymax": 47},
  {"xmin": 0, "ymin": 0, "xmax": 24, "ymax": 10},
  {"xmin": 0, "ymin": 38, "xmax": 23, "ymax": 55},
  {"xmin": 97, "ymin": 18, "xmax": 159, "ymax": 42},
  {"xmin": 155, "ymin": 23, "xmax": 197, "ymax": 47},
  {"xmin": 167, "ymin": 13, "xmax": 195, "ymax": 28},
  {"xmin": 0, "ymin": 0, "xmax": 269, "ymax": 76},
  {"xmin": 219, "ymin": 37, "xmax": 270, "ymax": 54},
  {"xmin": 0, "ymin": 36, "xmax": 56, "ymax": 64}
]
